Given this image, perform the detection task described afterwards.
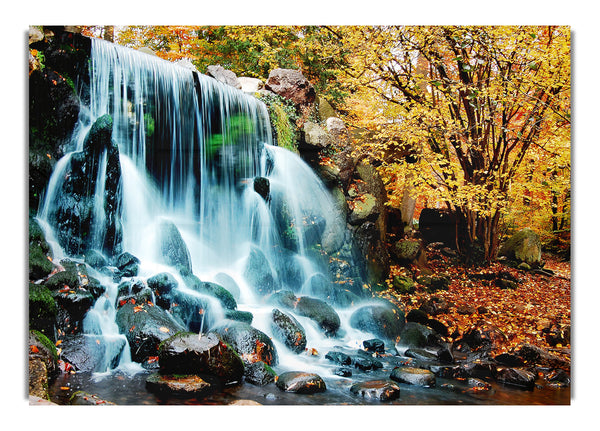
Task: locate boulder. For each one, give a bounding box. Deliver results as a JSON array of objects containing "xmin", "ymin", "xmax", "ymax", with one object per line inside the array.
[
  {"xmin": 300, "ymin": 121, "xmax": 331, "ymax": 150},
  {"xmin": 243, "ymin": 247, "xmax": 279, "ymax": 295},
  {"xmin": 115, "ymin": 301, "xmax": 186, "ymax": 363},
  {"xmin": 499, "ymin": 228, "xmax": 543, "ymax": 267},
  {"xmin": 271, "ymin": 309, "xmax": 307, "ymax": 354},
  {"xmin": 265, "ymin": 68, "xmax": 316, "ymax": 107},
  {"xmin": 253, "ymin": 176, "xmax": 270, "ymax": 202},
  {"xmin": 244, "ymin": 361, "xmax": 276, "ymax": 386},
  {"xmin": 158, "ymin": 220, "xmax": 193, "ymax": 273},
  {"xmin": 349, "ymin": 380, "xmax": 400, "ymax": 402},
  {"xmin": 59, "ymin": 334, "xmax": 126, "ymax": 372},
  {"xmin": 213, "ymin": 272, "xmax": 241, "ymax": 301},
  {"xmin": 158, "ymin": 332, "xmax": 245, "ymax": 385},
  {"xmin": 225, "ymin": 310, "xmax": 254, "ymax": 324},
  {"xmin": 390, "ymin": 367, "xmax": 436, "ymax": 387},
  {"xmin": 206, "ymin": 65, "xmax": 242, "ymax": 89},
  {"xmin": 294, "ymin": 296, "xmax": 341, "ymax": 337},
  {"xmin": 348, "ymin": 193, "xmax": 379, "ymax": 225},
  {"xmin": 211, "ymin": 320, "xmax": 278, "ymax": 366},
  {"xmin": 239, "ymin": 76, "xmax": 264, "ymax": 93},
  {"xmin": 363, "ymin": 339, "xmax": 385, "ymax": 354},
  {"xmin": 349, "ymin": 302, "xmax": 406, "ymax": 342},
  {"xmin": 275, "ymin": 371, "xmax": 326, "ymax": 394},
  {"xmin": 115, "ymin": 252, "xmax": 140, "ymax": 278},
  {"xmin": 183, "ymin": 274, "xmax": 237, "ymax": 310},
  {"xmin": 147, "ymin": 272, "xmax": 179, "ymax": 308},
  {"xmin": 392, "ymin": 275, "xmax": 416, "ymax": 294},
  {"xmin": 325, "ymin": 350, "xmax": 352, "ymax": 366}
]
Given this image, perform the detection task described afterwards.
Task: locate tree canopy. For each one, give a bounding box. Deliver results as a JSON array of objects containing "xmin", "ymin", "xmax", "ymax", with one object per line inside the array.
[{"xmin": 112, "ymin": 25, "xmax": 571, "ymax": 263}]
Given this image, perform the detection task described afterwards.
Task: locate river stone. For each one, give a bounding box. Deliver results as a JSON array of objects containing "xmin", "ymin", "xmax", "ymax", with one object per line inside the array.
[
  {"xmin": 253, "ymin": 176, "xmax": 270, "ymax": 202},
  {"xmin": 499, "ymin": 228, "xmax": 542, "ymax": 267},
  {"xmin": 158, "ymin": 332, "xmax": 244, "ymax": 385},
  {"xmin": 115, "ymin": 301, "xmax": 186, "ymax": 363},
  {"xmin": 69, "ymin": 391, "xmax": 116, "ymax": 405},
  {"xmin": 350, "ymin": 380, "xmax": 400, "ymax": 402},
  {"xmin": 59, "ymin": 334, "xmax": 126, "ymax": 373},
  {"xmin": 225, "ymin": 310, "xmax": 254, "ymax": 324},
  {"xmin": 349, "ymin": 302, "xmax": 406, "ymax": 342},
  {"xmin": 183, "ymin": 273, "xmax": 237, "ymax": 310},
  {"xmin": 115, "ymin": 252, "xmax": 140, "ymax": 277},
  {"xmin": 158, "ymin": 220, "xmax": 193, "ymax": 273},
  {"xmin": 146, "ymin": 373, "xmax": 212, "ymax": 397},
  {"xmin": 363, "ymin": 339, "xmax": 385, "ymax": 353},
  {"xmin": 244, "ymin": 361, "xmax": 277, "ymax": 386},
  {"xmin": 271, "ymin": 309, "xmax": 307, "ymax": 353},
  {"xmin": 211, "ymin": 320, "xmax": 278, "ymax": 366},
  {"xmin": 294, "ymin": 296, "xmax": 341, "ymax": 337},
  {"xmin": 147, "ymin": 272, "xmax": 179, "ymax": 308},
  {"xmin": 496, "ymin": 368, "xmax": 536, "ymax": 390},
  {"xmin": 265, "ymin": 68, "xmax": 316, "ymax": 106},
  {"xmin": 390, "ymin": 367, "xmax": 436, "ymax": 387},
  {"xmin": 275, "ymin": 371, "xmax": 326, "ymax": 394},
  {"xmin": 325, "ymin": 350, "xmax": 352, "ymax": 366}
]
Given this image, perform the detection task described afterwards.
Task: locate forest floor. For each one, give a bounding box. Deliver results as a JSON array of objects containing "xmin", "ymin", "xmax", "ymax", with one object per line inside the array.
[{"xmin": 381, "ymin": 248, "xmax": 571, "ymax": 367}]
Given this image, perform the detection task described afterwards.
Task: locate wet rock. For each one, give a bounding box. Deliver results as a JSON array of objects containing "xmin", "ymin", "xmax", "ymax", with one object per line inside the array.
[
  {"xmin": 515, "ymin": 343, "xmax": 570, "ymax": 369},
  {"xmin": 158, "ymin": 332, "xmax": 244, "ymax": 385},
  {"xmin": 398, "ymin": 322, "xmax": 435, "ymax": 349},
  {"xmin": 496, "ymin": 368, "xmax": 536, "ymax": 390},
  {"xmin": 363, "ymin": 339, "xmax": 385, "ymax": 354},
  {"xmin": 115, "ymin": 252, "xmax": 140, "ymax": 278},
  {"xmin": 158, "ymin": 220, "xmax": 193, "ymax": 273},
  {"xmin": 243, "ymin": 247, "xmax": 279, "ymax": 295},
  {"xmin": 211, "ymin": 320, "xmax": 278, "ymax": 366},
  {"xmin": 146, "ymin": 374, "xmax": 212, "ymax": 397},
  {"xmin": 419, "ymin": 296, "xmax": 451, "ymax": 316},
  {"xmin": 213, "ymin": 272, "xmax": 241, "ymax": 301},
  {"xmin": 406, "ymin": 308, "xmax": 429, "ymax": 325},
  {"xmin": 183, "ymin": 274, "xmax": 237, "ymax": 310},
  {"xmin": 28, "ymin": 330, "xmax": 59, "ymax": 399},
  {"xmin": 390, "ymin": 367, "xmax": 436, "ymax": 387},
  {"xmin": 147, "ymin": 272, "xmax": 178, "ymax": 308},
  {"xmin": 84, "ymin": 249, "xmax": 109, "ymax": 269},
  {"xmin": 325, "ymin": 350, "xmax": 352, "ymax": 366},
  {"xmin": 275, "ymin": 371, "xmax": 326, "ymax": 394},
  {"xmin": 69, "ymin": 391, "xmax": 116, "ymax": 405},
  {"xmin": 404, "ymin": 348, "xmax": 439, "ymax": 362},
  {"xmin": 350, "ymin": 380, "xmax": 400, "ymax": 402},
  {"xmin": 115, "ymin": 301, "xmax": 186, "ymax": 363},
  {"xmin": 244, "ymin": 361, "xmax": 277, "ymax": 386},
  {"xmin": 391, "ymin": 275, "xmax": 416, "ymax": 294},
  {"xmin": 463, "ymin": 362, "xmax": 498, "ymax": 379},
  {"xmin": 29, "ymin": 283, "xmax": 58, "ymax": 339},
  {"xmin": 225, "ymin": 310, "xmax": 254, "ymax": 324},
  {"xmin": 271, "ymin": 309, "xmax": 307, "ymax": 353},
  {"xmin": 335, "ymin": 368, "xmax": 353, "ymax": 377},
  {"xmin": 294, "ymin": 296, "xmax": 341, "ymax": 337},
  {"xmin": 253, "ymin": 176, "xmax": 270, "ymax": 202},
  {"xmin": 303, "ymin": 273, "xmax": 360, "ymax": 308},
  {"xmin": 349, "ymin": 302, "xmax": 405, "ymax": 342},
  {"xmin": 60, "ymin": 334, "xmax": 126, "ymax": 372}
]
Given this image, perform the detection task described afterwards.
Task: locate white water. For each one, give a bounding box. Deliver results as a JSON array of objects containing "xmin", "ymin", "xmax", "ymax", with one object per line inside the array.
[{"xmin": 39, "ymin": 38, "xmax": 371, "ymax": 377}]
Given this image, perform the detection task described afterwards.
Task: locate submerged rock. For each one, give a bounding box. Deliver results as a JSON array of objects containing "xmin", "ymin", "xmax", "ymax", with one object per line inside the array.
[
  {"xmin": 243, "ymin": 247, "xmax": 279, "ymax": 295},
  {"xmin": 390, "ymin": 367, "xmax": 436, "ymax": 387},
  {"xmin": 275, "ymin": 371, "xmax": 326, "ymax": 394},
  {"xmin": 350, "ymin": 380, "xmax": 400, "ymax": 402},
  {"xmin": 146, "ymin": 373, "xmax": 213, "ymax": 397}
]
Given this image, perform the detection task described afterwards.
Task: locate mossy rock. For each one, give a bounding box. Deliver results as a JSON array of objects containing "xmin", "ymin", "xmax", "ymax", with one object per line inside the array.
[
  {"xmin": 392, "ymin": 275, "xmax": 415, "ymax": 294},
  {"xmin": 29, "ymin": 283, "xmax": 57, "ymax": 339},
  {"xmin": 499, "ymin": 228, "xmax": 542, "ymax": 267}
]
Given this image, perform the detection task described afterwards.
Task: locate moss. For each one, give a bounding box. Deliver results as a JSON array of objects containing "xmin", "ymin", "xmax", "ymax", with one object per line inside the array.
[
  {"xmin": 30, "ymin": 329, "xmax": 58, "ymax": 361},
  {"xmin": 258, "ymin": 92, "xmax": 298, "ymax": 152}
]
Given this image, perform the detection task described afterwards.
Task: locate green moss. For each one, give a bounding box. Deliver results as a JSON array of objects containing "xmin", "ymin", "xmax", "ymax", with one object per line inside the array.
[
  {"xmin": 258, "ymin": 93, "xmax": 298, "ymax": 152},
  {"xmin": 30, "ymin": 329, "xmax": 58, "ymax": 361}
]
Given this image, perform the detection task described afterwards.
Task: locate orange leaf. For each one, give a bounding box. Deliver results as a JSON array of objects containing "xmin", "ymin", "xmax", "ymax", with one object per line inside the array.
[{"xmin": 30, "ymin": 345, "xmax": 39, "ymax": 353}]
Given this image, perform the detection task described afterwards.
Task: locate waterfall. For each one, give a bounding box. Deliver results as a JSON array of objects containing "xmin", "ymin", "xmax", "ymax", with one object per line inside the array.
[{"xmin": 39, "ymin": 38, "xmax": 365, "ymax": 375}]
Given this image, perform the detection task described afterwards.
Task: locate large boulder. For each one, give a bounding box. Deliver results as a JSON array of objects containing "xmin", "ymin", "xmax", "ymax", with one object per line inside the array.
[
  {"xmin": 158, "ymin": 220, "xmax": 193, "ymax": 273},
  {"xmin": 271, "ymin": 308, "xmax": 307, "ymax": 354},
  {"xmin": 158, "ymin": 332, "xmax": 245, "ymax": 385},
  {"xmin": 300, "ymin": 121, "xmax": 331, "ymax": 151},
  {"xmin": 419, "ymin": 208, "xmax": 457, "ymax": 248},
  {"xmin": 294, "ymin": 296, "xmax": 341, "ymax": 337},
  {"xmin": 499, "ymin": 228, "xmax": 543, "ymax": 267},
  {"xmin": 265, "ymin": 68, "xmax": 316, "ymax": 107},
  {"xmin": 211, "ymin": 320, "xmax": 278, "ymax": 366},
  {"xmin": 59, "ymin": 334, "xmax": 126, "ymax": 372},
  {"xmin": 115, "ymin": 301, "xmax": 186, "ymax": 363},
  {"xmin": 243, "ymin": 247, "xmax": 279, "ymax": 295},
  {"xmin": 349, "ymin": 302, "xmax": 406, "ymax": 342}
]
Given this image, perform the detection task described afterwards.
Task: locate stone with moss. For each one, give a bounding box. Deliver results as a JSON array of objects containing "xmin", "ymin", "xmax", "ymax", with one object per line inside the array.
[
  {"xmin": 29, "ymin": 284, "xmax": 57, "ymax": 339},
  {"xmin": 499, "ymin": 228, "xmax": 542, "ymax": 268}
]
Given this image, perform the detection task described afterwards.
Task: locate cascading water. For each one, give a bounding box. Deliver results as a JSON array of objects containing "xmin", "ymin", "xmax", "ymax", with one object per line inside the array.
[{"xmin": 38, "ymin": 38, "xmax": 373, "ymax": 379}]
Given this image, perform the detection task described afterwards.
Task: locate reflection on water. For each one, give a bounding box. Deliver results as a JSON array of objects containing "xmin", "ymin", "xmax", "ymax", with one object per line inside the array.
[{"xmin": 49, "ymin": 368, "xmax": 569, "ymax": 406}]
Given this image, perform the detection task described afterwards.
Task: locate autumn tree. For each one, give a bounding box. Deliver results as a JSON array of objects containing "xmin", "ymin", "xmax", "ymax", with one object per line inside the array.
[{"xmin": 328, "ymin": 26, "xmax": 570, "ymax": 263}]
